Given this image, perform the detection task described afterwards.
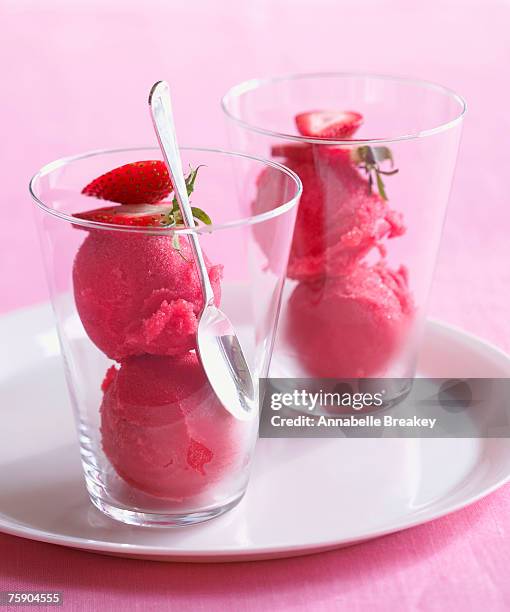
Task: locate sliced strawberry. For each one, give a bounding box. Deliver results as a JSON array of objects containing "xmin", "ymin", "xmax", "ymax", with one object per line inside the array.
[
  {"xmin": 295, "ymin": 110, "xmax": 363, "ymax": 139},
  {"xmin": 271, "ymin": 143, "xmax": 315, "ymax": 162},
  {"xmin": 82, "ymin": 160, "xmax": 172, "ymax": 205},
  {"xmin": 73, "ymin": 203, "xmax": 173, "ymax": 227},
  {"xmin": 73, "ymin": 202, "xmax": 212, "ymax": 230},
  {"xmin": 76, "ymin": 165, "xmax": 212, "ymax": 230}
]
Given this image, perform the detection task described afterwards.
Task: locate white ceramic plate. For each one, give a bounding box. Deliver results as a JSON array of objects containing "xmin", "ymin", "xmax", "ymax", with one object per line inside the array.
[{"xmin": 1, "ymin": 301, "xmax": 510, "ymax": 562}]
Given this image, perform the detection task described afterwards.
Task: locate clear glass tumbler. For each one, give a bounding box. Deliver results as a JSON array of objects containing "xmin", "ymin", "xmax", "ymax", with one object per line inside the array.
[
  {"xmin": 222, "ymin": 73, "xmax": 466, "ymax": 406},
  {"xmin": 30, "ymin": 146, "xmax": 301, "ymax": 526}
]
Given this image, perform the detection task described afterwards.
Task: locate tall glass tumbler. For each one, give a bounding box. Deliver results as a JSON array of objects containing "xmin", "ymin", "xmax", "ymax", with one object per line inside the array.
[
  {"xmin": 30, "ymin": 147, "xmax": 301, "ymax": 526},
  {"xmin": 222, "ymin": 73, "xmax": 466, "ymax": 405}
]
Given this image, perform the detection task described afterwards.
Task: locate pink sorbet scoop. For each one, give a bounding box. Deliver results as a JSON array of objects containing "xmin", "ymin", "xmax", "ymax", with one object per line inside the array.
[
  {"xmin": 100, "ymin": 352, "xmax": 249, "ymax": 500},
  {"xmin": 287, "ymin": 263, "xmax": 413, "ymax": 378},
  {"xmin": 73, "ymin": 231, "xmax": 222, "ymax": 360}
]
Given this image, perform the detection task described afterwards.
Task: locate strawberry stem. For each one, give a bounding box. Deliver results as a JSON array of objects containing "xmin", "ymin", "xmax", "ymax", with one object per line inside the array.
[
  {"xmin": 169, "ymin": 165, "xmax": 211, "ymax": 258},
  {"xmin": 170, "ymin": 165, "xmax": 211, "ymax": 225},
  {"xmin": 351, "ymin": 146, "xmax": 398, "ymax": 201}
]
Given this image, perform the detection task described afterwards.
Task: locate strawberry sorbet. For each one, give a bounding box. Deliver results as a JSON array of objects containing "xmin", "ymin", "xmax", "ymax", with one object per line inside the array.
[
  {"xmin": 263, "ymin": 116, "xmax": 414, "ymax": 379},
  {"xmin": 287, "ymin": 263, "xmax": 413, "ymax": 377},
  {"xmin": 73, "ymin": 231, "xmax": 222, "ymax": 360},
  {"xmin": 100, "ymin": 353, "xmax": 248, "ymax": 500},
  {"xmin": 264, "ymin": 146, "xmax": 404, "ymax": 281}
]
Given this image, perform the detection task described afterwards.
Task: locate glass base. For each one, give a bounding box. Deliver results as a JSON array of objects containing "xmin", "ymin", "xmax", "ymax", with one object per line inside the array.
[
  {"xmin": 79, "ymin": 423, "xmax": 251, "ymax": 528},
  {"xmin": 87, "ymin": 488, "xmax": 245, "ymax": 527}
]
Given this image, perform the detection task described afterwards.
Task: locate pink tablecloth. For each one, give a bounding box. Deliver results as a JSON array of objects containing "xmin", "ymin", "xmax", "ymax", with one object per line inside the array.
[{"xmin": 1, "ymin": 0, "xmax": 510, "ymax": 609}]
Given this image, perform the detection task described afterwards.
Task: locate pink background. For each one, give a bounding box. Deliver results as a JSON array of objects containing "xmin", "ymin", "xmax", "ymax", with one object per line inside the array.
[{"xmin": 1, "ymin": 0, "xmax": 510, "ymax": 609}]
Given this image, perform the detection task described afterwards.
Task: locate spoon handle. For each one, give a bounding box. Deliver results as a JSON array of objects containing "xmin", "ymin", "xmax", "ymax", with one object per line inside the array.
[{"xmin": 149, "ymin": 81, "xmax": 215, "ymax": 306}]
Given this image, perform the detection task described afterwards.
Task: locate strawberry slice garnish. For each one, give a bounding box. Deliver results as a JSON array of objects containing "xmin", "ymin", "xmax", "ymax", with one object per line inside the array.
[
  {"xmin": 73, "ymin": 201, "xmax": 212, "ymax": 229},
  {"xmin": 74, "ymin": 165, "xmax": 212, "ymax": 229},
  {"xmin": 82, "ymin": 160, "xmax": 172, "ymax": 205},
  {"xmin": 74, "ymin": 201, "xmax": 212, "ymax": 228},
  {"xmin": 295, "ymin": 110, "xmax": 363, "ymax": 139},
  {"xmin": 74, "ymin": 203, "xmax": 175, "ymax": 227}
]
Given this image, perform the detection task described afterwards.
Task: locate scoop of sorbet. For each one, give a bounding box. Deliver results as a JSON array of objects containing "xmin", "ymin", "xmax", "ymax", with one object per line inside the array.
[
  {"xmin": 287, "ymin": 263, "xmax": 413, "ymax": 377},
  {"xmin": 100, "ymin": 352, "xmax": 247, "ymax": 500},
  {"xmin": 73, "ymin": 232, "xmax": 222, "ymax": 360},
  {"xmin": 256, "ymin": 146, "xmax": 404, "ymax": 281}
]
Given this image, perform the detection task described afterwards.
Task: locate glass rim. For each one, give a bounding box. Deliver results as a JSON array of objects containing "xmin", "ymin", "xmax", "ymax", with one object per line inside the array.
[
  {"xmin": 29, "ymin": 145, "xmax": 302, "ymax": 235},
  {"xmin": 221, "ymin": 71, "xmax": 467, "ymax": 145}
]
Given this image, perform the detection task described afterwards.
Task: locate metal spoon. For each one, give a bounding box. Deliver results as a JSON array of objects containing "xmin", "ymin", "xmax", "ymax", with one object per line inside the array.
[{"xmin": 148, "ymin": 80, "xmax": 255, "ymax": 421}]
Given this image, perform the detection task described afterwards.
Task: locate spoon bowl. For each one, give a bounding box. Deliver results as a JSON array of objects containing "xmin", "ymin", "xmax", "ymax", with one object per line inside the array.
[{"xmin": 197, "ymin": 305, "xmax": 255, "ymax": 418}]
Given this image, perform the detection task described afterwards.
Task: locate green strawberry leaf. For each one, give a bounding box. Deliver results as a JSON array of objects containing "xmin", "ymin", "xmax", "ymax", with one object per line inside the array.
[
  {"xmin": 191, "ymin": 206, "xmax": 212, "ymax": 225},
  {"xmin": 185, "ymin": 165, "xmax": 204, "ymax": 197},
  {"xmin": 170, "ymin": 166, "xmax": 211, "ymax": 225},
  {"xmin": 375, "ymin": 172, "xmax": 388, "ymax": 201}
]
